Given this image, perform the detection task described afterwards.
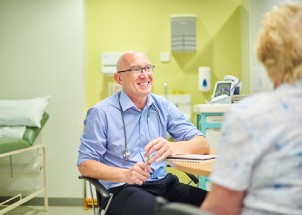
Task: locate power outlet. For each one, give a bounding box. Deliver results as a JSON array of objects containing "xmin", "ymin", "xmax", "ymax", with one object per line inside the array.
[{"xmin": 160, "ymin": 52, "xmax": 170, "ymax": 62}]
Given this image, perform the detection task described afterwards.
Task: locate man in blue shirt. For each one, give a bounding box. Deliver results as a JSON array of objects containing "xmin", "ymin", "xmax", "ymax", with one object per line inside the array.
[{"xmin": 77, "ymin": 50, "xmax": 210, "ymax": 215}]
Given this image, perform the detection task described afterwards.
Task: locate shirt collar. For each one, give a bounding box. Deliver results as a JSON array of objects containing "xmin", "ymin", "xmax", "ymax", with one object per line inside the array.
[
  {"xmin": 118, "ymin": 90, "xmax": 155, "ymax": 112},
  {"xmin": 146, "ymin": 94, "xmax": 155, "ymax": 108},
  {"xmin": 118, "ymin": 90, "xmax": 134, "ymax": 112}
]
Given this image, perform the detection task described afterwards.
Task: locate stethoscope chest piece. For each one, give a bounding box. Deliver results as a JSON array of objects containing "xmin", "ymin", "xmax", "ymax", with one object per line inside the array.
[{"xmin": 123, "ymin": 150, "xmax": 131, "ymax": 160}]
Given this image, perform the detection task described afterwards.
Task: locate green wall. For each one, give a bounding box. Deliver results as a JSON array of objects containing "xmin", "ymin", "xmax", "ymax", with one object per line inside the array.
[{"xmin": 86, "ymin": 0, "xmax": 243, "ymax": 122}]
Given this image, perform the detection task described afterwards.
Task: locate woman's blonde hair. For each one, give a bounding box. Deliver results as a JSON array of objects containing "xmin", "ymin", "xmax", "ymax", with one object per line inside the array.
[{"xmin": 256, "ymin": 3, "xmax": 302, "ymax": 85}]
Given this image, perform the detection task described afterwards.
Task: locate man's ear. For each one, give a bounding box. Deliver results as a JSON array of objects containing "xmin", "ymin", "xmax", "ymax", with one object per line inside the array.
[{"xmin": 114, "ymin": 73, "xmax": 122, "ymax": 84}]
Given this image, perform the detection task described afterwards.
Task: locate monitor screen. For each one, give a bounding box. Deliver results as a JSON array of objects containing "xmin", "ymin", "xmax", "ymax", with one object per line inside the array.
[{"xmin": 213, "ymin": 81, "xmax": 233, "ymax": 97}]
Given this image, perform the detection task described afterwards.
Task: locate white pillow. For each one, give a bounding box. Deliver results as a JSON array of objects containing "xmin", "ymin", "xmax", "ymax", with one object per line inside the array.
[
  {"xmin": 0, "ymin": 126, "xmax": 26, "ymax": 139},
  {"xmin": 0, "ymin": 96, "xmax": 51, "ymax": 128}
]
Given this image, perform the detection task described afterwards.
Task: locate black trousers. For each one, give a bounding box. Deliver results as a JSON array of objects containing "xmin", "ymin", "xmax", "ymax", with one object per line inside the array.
[{"xmin": 102, "ymin": 173, "xmax": 207, "ymax": 215}]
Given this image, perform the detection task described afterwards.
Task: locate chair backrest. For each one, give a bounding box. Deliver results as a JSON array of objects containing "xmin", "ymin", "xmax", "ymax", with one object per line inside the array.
[{"xmin": 156, "ymin": 197, "xmax": 212, "ymax": 215}]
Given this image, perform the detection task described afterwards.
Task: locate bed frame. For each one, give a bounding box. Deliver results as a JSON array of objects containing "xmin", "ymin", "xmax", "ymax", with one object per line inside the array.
[{"xmin": 0, "ymin": 113, "xmax": 49, "ymax": 214}]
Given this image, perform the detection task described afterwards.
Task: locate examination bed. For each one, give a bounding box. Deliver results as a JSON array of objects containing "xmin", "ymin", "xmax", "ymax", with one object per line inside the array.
[{"xmin": 0, "ymin": 112, "xmax": 49, "ymax": 214}]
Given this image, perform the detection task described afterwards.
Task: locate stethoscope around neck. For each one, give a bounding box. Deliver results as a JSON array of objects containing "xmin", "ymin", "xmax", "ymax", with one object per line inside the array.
[{"xmin": 118, "ymin": 91, "xmax": 161, "ymax": 160}]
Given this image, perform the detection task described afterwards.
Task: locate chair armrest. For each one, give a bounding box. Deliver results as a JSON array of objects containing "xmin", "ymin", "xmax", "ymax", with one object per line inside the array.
[
  {"xmin": 185, "ymin": 173, "xmax": 199, "ymax": 184},
  {"xmin": 79, "ymin": 176, "xmax": 111, "ymax": 198},
  {"xmin": 166, "ymin": 164, "xmax": 199, "ymax": 184}
]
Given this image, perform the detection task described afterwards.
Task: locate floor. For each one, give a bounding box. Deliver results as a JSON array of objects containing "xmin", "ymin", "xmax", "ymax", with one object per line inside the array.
[{"xmin": 1, "ymin": 206, "xmax": 93, "ymax": 215}]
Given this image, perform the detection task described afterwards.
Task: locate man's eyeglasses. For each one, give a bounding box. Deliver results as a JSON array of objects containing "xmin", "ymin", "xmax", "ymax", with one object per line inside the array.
[{"xmin": 117, "ymin": 65, "xmax": 155, "ymax": 75}]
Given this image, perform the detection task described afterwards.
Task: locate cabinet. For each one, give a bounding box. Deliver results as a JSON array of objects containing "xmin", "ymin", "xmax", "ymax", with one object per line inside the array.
[{"xmin": 194, "ymin": 104, "xmax": 232, "ymax": 189}]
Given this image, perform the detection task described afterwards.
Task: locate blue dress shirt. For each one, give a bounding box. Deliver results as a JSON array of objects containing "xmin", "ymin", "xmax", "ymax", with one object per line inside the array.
[{"xmin": 77, "ymin": 90, "xmax": 203, "ymax": 189}]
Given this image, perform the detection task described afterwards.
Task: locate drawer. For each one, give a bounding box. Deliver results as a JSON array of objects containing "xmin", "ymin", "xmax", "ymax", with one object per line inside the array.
[
  {"xmin": 205, "ymin": 115, "xmax": 223, "ymax": 123},
  {"xmin": 205, "ymin": 128, "xmax": 221, "ymax": 149}
]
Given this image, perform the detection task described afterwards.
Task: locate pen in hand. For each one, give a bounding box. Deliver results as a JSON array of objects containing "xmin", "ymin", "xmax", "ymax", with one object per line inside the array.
[{"xmin": 146, "ymin": 155, "xmax": 151, "ymax": 166}]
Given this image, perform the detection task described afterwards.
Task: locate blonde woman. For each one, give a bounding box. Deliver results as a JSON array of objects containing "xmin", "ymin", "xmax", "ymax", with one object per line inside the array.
[{"xmin": 201, "ymin": 3, "xmax": 302, "ymax": 215}]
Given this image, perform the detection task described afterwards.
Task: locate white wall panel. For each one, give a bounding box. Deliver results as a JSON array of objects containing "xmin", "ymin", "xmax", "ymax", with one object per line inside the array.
[
  {"xmin": 0, "ymin": 0, "xmax": 85, "ymax": 199},
  {"xmin": 249, "ymin": 0, "xmax": 302, "ymax": 93}
]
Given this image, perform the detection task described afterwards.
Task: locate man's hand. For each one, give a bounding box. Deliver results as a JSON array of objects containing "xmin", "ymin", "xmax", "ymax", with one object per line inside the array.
[
  {"xmin": 144, "ymin": 137, "xmax": 173, "ymax": 164},
  {"xmin": 123, "ymin": 162, "xmax": 152, "ymax": 185}
]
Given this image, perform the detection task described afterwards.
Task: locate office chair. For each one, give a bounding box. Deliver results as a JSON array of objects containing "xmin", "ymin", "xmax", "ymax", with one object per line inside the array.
[
  {"xmin": 79, "ymin": 176, "xmax": 113, "ymax": 215},
  {"xmin": 166, "ymin": 164, "xmax": 199, "ymax": 185},
  {"xmin": 156, "ymin": 197, "xmax": 212, "ymax": 215},
  {"xmin": 79, "ymin": 173, "xmax": 199, "ymax": 215}
]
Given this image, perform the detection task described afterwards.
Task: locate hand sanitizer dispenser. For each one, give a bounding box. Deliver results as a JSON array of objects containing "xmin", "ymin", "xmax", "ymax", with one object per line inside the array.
[{"xmin": 198, "ymin": 66, "xmax": 211, "ymax": 92}]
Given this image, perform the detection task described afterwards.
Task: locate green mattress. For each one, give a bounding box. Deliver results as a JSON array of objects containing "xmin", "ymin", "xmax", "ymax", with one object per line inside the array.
[{"xmin": 0, "ymin": 112, "xmax": 49, "ymax": 154}]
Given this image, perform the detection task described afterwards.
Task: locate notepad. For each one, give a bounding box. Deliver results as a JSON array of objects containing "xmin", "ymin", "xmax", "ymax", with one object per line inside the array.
[{"xmin": 166, "ymin": 154, "xmax": 217, "ymax": 163}]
